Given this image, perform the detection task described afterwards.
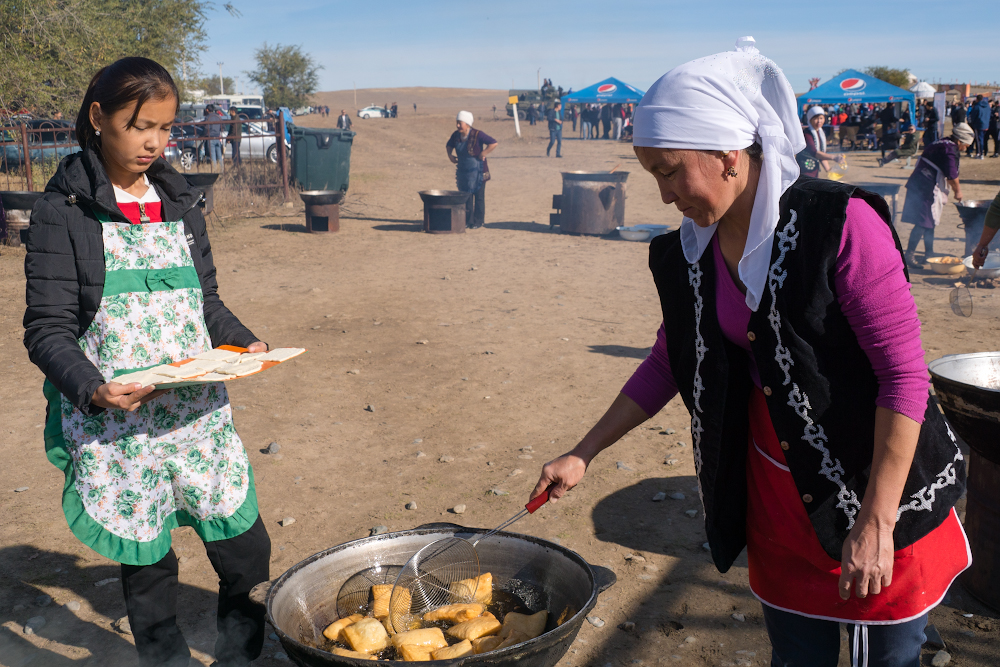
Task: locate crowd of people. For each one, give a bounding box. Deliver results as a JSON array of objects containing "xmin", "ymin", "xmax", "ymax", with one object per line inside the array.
[{"xmin": 565, "ymin": 103, "xmax": 633, "ymax": 140}]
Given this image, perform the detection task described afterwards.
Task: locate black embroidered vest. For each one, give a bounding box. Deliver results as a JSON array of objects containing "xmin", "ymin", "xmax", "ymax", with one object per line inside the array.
[{"xmin": 650, "ymin": 178, "xmax": 966, "ymax": 572}]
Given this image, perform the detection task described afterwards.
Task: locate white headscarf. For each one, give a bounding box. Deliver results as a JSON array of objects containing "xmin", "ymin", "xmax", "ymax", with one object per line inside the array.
[
  {"xmin": 806, "ymin": 106, "xmax": 827, "ymax": 153},
  {"xmin": 457, "ymin": 110, "xmax": 474, "ymax": 126},
  {"xmin": 633, "ymin": 36, "xmax": 805, "ymax": 312}
]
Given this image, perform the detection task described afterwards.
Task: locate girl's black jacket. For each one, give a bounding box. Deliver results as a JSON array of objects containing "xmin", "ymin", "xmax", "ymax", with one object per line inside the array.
[{"xmin": 23, "ymin": 149, "xmax": 258, "ymax": 416}]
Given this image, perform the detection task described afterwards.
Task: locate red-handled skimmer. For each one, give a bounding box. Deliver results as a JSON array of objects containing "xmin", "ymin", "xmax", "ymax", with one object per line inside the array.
[
  {"xmin": 387, "ymin": 487, "xmax": 553, "ymax": 632},
  {"xmin": 471, "ymin": 487, "xmax": 551, "ymax": 546}
]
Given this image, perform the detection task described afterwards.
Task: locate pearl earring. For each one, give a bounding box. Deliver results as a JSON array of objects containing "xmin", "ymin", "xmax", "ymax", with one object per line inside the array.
[
  {"xmin": 95, "ymin": 130, "xmax": 101, "ymax": 136},
  {"xmin": 727, "ymin": 167, "xmax": 738, "ymax": 177}
]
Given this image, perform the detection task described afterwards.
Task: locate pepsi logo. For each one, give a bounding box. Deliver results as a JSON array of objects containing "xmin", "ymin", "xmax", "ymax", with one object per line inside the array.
[
  {"xmin": 597, "ymin": 84, "xmax": 618, "ymax": 94},
  {"xmin": 840, "ymin": 78, "xmax": 866, "ymax": 92}
]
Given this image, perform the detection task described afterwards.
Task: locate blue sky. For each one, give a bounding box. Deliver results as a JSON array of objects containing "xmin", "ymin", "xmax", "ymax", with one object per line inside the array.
[{"xmin": 200, "ymin": 0, "xmax": 1000, "ymax": 96}]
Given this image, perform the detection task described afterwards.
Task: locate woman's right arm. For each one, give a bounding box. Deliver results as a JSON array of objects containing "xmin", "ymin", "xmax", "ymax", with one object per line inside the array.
[
  {"xmin": 530, "ymin": 324, "xmax": 679, "ymax": 502},
  {"xmin": 23, "ymin": 199, "xmax": 108, "ymax": 415},
  {"xmin": 972, "ymin": 190, "xmax": 1000, "ymax": 268}
]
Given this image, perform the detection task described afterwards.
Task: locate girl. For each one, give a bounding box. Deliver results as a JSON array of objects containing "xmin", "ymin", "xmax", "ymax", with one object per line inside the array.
[{"xmin": 24, "ymin": 57, "xmax": 270, "ymax": 667}]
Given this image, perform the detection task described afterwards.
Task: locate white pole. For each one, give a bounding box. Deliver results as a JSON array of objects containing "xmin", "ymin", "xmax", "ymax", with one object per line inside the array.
[
  {"xmin": 512, "ymin": 104, "xmax": 521, "ymax": 138},
  {"xmin": 354, "ymin": 82, "xmax": 357, "ymax": 107},
  {"xmin": 217, "ymin": 62, "xmax": 225, "ymax": 95},
  {"xmin": 537, "ymin": 68, "xmax": 541, "ymax": 91}
]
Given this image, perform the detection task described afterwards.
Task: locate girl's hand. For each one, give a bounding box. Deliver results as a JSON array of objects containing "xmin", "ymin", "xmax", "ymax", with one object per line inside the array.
[
  {"xmin": 529, "ymin": 451, "xmax": 589, "ymax": 504},
  {"xmin": 247, "ymin": 341, "xmax": 268, "ymax": 353},
  {"xmin": 92, "ymin": 382, "xmax": 166, "ymax": 412}
]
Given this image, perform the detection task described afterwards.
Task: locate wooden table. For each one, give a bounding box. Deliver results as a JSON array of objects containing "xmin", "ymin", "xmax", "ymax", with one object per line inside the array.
[{"xmin": 851, "ymin": 182, "xmax": 903, "ymax": 222}]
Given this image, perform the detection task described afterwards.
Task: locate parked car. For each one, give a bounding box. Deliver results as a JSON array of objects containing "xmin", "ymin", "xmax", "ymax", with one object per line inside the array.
[
  {"xmin": 1, "ymin": 119, "xmax": 79, "ymax": 169},
  {"xmin": 162, "ymin": 124, "xmax": 198, "ymax": 168},
  {"xmin": 223, "ymin": 121, "xmax": 287, "ymax": 163},
  {"xmin": 357, "ymin": 106, "xmax": 390, "ymax": 119}
]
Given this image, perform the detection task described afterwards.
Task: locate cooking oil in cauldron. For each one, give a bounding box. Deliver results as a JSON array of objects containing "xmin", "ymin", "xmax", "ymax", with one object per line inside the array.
[{"xmin": 320, "ymin": 585, "xmax": 541, "ymax": 660}]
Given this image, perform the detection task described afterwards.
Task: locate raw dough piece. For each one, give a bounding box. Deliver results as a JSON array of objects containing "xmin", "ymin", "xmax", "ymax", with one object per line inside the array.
[
  {"xmin": 214, "ymin": 360, "xmax": 263, "ymax": 377},
  {"xmin": 112, "ymin": 371, "xmax": 165, "ymax": 388},
  {"xmin": 193, "ymin": 348, "xmax": 243, "ymax": 362},
  {"xmin": 179, "ymin": 359, "xmax": 226, "ymax": 374},
  {"xmin": 449, "ymin": 572, "xmax": 492, "ymax": 604},
  {"xmin": 193, "ymin": 372, "xmax": 231, "ymax": 382},
  {"xmin": 498, "ymin": 610, "xmax": 548, "ymax": 640},
  {"xmin": 390, "ymin": 627, "xmax": 447, "ymax": 651},
  {"xmin": 323, "ymin": 613, "xmax": 363, "ymax": 641},
  {"xmin": 148, "ymin": 364, "xmax": 196, "ymax": 378},
  {"xmin": 236, "ymin": 352, "xmax": 266, "ymax": 363},
  {"xmin": 446, "ymin": 612, "xmax": 501, "ymax": 641},
  {"xmin": 422, "ymin": 603, "xmax": 484, "ymax": 624},
  {"xmin": 342, "ymin": 617, "xmax": 389, "ymax": 654},
  {"xmin": 332, "ymin": 647, "xmax": 376, "ymax": 660},
  {"xmin": 258, "ymin": 347, "xmax": 306, "ymax": 362},
  {"xmin": 472, "ymin": 635, "xmax": 504, "ymax": 654},
  {"xmin": 431, "ymin": 640, "xmax": 473, "ymax": 659},
  {"xmin": 397, "ymin": 644, "xmax": 433, "ymax": 661}
]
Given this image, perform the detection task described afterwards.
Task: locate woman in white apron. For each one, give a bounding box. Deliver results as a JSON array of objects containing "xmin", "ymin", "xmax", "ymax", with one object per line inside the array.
[
  {"xmin": 24, "ymin": 58, "xmax": 270, "ymax": 667},
  {"xmin": 900, "ymin": 122, "xmax": 974, "ymax": 266}
]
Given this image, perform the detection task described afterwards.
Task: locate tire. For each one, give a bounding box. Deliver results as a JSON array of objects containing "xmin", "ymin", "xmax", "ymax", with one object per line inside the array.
[
  {"xmin": 266, "ymin": 144, "xmax": 277, "ymax": 163},
  {"xmin": 180, "ymin": 148, "xmax": 196, "ymax": 171},
  {"xmin": 362, "ymin": 113, "xmax": 370, "ymax": 119},
  {"xmin": 518, "ymin": 110, "xmax": 526, "ymax": 121}
]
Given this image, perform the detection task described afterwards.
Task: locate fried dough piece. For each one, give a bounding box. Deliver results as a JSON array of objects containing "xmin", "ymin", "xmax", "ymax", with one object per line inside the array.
[
  {"xmin": 381, "ymin": 615, "xmax": 422, "ymax": 636},
  {"xmin": 390, "ymin": 627, "xmax": 447, "ymax": 651},
  {"xmin": 472, "ymin": 635, "xmax": 504, "ymax": 654},
  {"xmin": 397, "ymin": 644, "xmax": 433, "ymax": 661},
  {"xmin": 431, "ymin": 640, "xmax": 474, "ymax": 659},
  {"xmin": 422, "ymin": 603, "xmax": 484, "ymax": 624},
  {"xmin": 332, "ymin": 647, "xmax": 376, "ymax": 660},
  {"xmin": 496, "ymin": 630, "xmax": 529, "ymax": 649},
  {"xmin": 498, "ymin": 610, "xmax": 548, "ymax": 640},
  {"xmin": 449, "ymin": 572, "xmax": 492, "ymax": 604},
  {"xmin": 557, "ymin": 605, "xmax": 577, "ymax": 626},
  {"xmin": 323, "ymin": 613, "xmax": 363, "ymax": 641},
  {"xmin": 371, "ymin": 584, "xmax": 410, "ymax": 620},
  {"xmin": 446, "ymin": 612, "xmax": 501, "ymax": 641},
  {"xmin": 342, "ymin": 617, "xmax": 389, "ymax": 654}
]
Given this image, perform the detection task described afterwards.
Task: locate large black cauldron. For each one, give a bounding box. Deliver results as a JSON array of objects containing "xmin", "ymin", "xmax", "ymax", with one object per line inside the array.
[{"xmin": 265, "ymin": 523, "xmax": 616, "ymax": 666}]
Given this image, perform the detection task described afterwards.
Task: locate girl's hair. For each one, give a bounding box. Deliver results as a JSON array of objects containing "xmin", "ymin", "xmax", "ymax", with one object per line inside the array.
[{"xmin": 75, "ymin": 57, "xmax": 179, "ymax": 149}]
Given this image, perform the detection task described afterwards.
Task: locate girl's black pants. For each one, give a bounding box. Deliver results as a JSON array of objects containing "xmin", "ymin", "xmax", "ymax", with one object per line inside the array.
[{"xmin": 120, "ymin": 514, "xmax": 271, "ymax": 667}]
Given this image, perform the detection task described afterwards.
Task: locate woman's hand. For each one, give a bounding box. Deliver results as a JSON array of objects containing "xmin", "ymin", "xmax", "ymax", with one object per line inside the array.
[
  {"xmin": 448, "ymin": 153, "xmax": 458, "ymax": 164},
  {"xmin": 530, "ymin": 450, "xmax": 589, "ymax": 504},
  {"xmin": 838, "ymin": 514, "xmax": 896, "ymax": 600},
  {"xmin": 972, "ymin": 244, "xmax": 990, "ymax": 269},
  {"xmin": 246, "ymin": 340, "xmax": 268, "ymax": 353},
  {"xmin": 91, "ymin": 382, "xmax": 166, "ymax": 412}
]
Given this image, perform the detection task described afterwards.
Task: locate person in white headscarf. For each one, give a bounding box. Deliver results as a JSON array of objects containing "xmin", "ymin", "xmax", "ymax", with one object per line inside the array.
[
  {"xmin": 529, "ymin": 37, "xmax": 968, "ymax": 667},
  {"xmin": 798, "ymin": 106, "xmax": 844, "ymax": 177},
  {"xmin": 445, "ymin": 111, "xmax": 498, "ymax": 228}
]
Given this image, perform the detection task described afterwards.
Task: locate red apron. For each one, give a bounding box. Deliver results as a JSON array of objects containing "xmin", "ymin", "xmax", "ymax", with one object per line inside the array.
[{"xmin": 745, "ymin": 387, "xmax": 970, "ymax": 623}]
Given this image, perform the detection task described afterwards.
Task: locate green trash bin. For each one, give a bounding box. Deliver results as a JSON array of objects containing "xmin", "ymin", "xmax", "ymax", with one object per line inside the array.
[{"xmin": 290, "ymin": 127, "xmax": 355, "ymax": 193}]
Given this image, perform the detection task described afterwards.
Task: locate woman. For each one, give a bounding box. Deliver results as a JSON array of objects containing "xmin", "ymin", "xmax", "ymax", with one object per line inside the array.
[
  {"xmin": 531, "ymin": 37, "xmax": 968, "ymax": 667},
  {"xmin": 879, "ymin": 122, "xmax": 920, "ymax": 168},
  {"xmin": 798, "ymin": 106, "xmax": 843, "ymax": 178},
  {"xmin": 446, "ymin": 111, "xmax": 497, "ymax": 229},
  {"xmin": 24, "ymin": 58, "xmax": 270, "ymax": 667},
  {"xmin": 900, "ymin": 122, "xmax": 973, "ymax": 265}
]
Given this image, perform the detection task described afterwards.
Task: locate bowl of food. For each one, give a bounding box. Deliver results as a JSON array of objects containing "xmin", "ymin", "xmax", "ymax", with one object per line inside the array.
[
  {"xmin": 616, "ymin": 226, "xmax": 651, "ymax": 242},
  {"xmin": 263, "ymin": 523, "xmax": 616, "ymax": 666},
  {"xmin": 964, "ymin": 253, "xmax": 1000, "ymax": 279},
  {"xmin": 926, "ymin": 256, "xmax": 967, "ymax": 275}
]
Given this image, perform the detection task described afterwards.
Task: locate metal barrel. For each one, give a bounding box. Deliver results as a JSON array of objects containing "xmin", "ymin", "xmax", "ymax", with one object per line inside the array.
[{"xmin": 558, "ymin": 171, "xmax": 628, "ymax": 235}]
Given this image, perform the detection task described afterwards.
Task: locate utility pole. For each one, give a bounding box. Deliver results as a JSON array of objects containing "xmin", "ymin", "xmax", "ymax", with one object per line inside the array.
[
  {"xmin": 217, "ymin": 62, "xmax": 225, "ymax": 95},
  {"xmin": 354, "ymin": 82, "xmax": 357, "ymax": 107}
]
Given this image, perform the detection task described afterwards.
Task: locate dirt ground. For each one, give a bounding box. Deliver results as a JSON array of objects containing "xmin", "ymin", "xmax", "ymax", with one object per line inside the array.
[{"xmin": 1, "ymin": 86, "xmax": 999, "ymax": 667}]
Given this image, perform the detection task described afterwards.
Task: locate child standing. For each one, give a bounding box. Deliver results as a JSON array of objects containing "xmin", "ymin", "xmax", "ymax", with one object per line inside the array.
[{"xmin": 24, "ymin": 57, "xmax": 271, "ymax": 667}]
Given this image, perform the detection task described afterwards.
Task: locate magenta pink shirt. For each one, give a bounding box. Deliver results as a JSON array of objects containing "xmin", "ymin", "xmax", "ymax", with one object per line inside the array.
[{"xmin": 622, "ymin": 198, "xmax": 929, "ymax": 423}]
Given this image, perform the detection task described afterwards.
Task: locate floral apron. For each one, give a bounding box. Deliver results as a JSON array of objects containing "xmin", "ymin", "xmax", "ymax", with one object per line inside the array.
[{"xmin": 43, "ymin": 211, "xmax": 258, "ymax": 566}]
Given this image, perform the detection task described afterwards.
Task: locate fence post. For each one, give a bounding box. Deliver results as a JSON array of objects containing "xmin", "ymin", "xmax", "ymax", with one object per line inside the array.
[
  {"xmin": 19, "ymin": 122, "xmax": 33, "ymax": 191},
  {"xmin": 276, "ymin": 114, "xmax": 290, "ymax": 203}
]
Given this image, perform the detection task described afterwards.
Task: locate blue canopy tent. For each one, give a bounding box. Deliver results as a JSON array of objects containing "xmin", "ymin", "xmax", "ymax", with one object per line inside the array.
[
  {"xmin": 562, "ymin": 77, "xmax": 645, "ymax": 104},
  {"xmin": 799, "ymin": 69, "xmax": 916, "ymax": 123}
]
